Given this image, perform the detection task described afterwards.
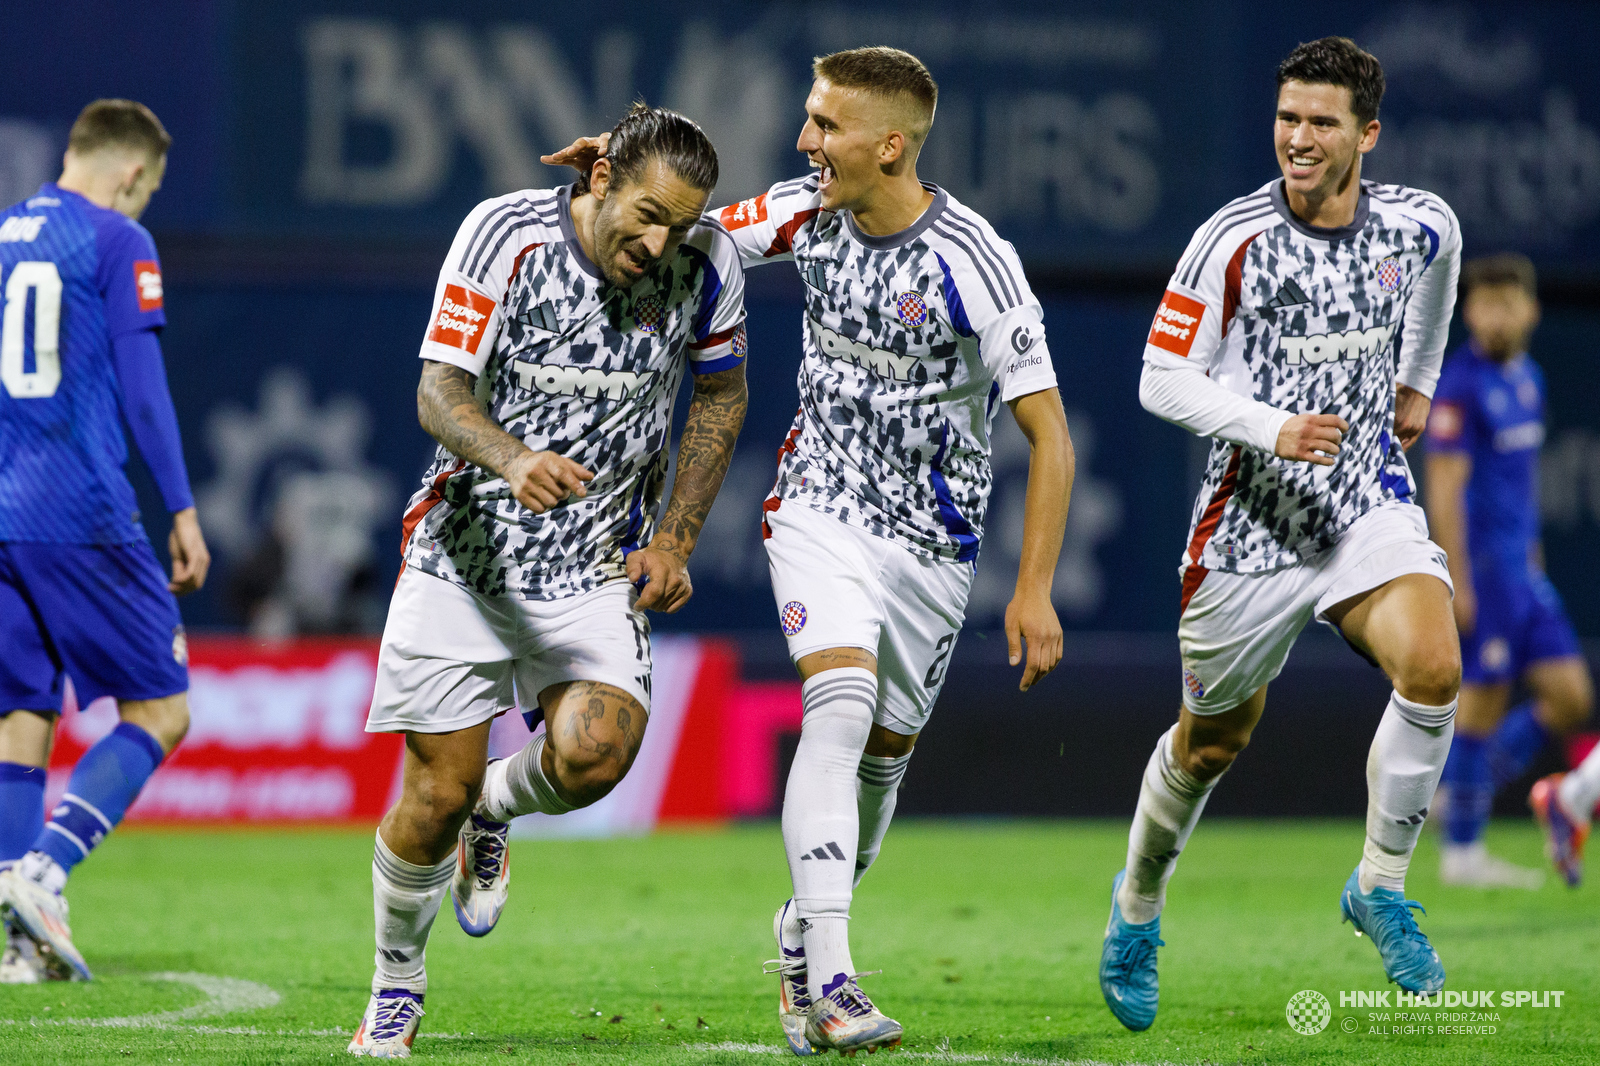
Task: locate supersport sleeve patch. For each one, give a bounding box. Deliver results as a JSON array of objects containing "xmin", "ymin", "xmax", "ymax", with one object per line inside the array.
[
  {"xmin": 427, "ymin": 284, "xmax": 497, "ymax": 355},
  {"xmin": 1147, "ymin": 290, "xmax": 1206, "ymax": 357}
]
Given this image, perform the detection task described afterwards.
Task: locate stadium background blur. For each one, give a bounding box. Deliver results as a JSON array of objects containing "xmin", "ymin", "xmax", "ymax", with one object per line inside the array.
[{"xmin": 5, "ymin": 0, "xmax": 1599, "ymax": 826}]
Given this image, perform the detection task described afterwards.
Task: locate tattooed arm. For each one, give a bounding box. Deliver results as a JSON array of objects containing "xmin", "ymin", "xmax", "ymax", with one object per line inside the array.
[
  {"xmin": 417, "ymin": 358, "xmax": 593, "ymax": 514},
  {"xmin": 627, "ymin": 362, "xmax": 748, "ymax": 612}
]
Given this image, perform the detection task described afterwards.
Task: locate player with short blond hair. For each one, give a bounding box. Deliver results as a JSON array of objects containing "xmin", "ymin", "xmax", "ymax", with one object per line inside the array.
[
  {"xmin": 0, "ymin": 98, "xmax": 210, "ymax": 984},
  {"xmin": 553, "ymin": 43, "xmax": 1074, "ymax": 1056}
]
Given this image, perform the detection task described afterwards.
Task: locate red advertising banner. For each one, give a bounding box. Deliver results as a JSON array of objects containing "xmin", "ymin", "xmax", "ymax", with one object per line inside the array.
[{"xmin": 50, "ymin": 639, "xmax": 401, "ymax": 825}]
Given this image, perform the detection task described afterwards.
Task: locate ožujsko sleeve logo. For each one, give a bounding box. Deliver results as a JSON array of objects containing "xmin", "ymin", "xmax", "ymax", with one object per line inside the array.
[
  {"xmin": 427, "ymin": 284, "xmax": 497, "ymax": 354},
  {"xmin": 1147, "ymin": 290, "xmax": 1205, "ymax": 357}
]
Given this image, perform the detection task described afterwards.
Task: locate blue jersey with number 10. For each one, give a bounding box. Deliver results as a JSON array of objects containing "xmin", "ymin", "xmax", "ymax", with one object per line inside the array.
[{"xmin": 0, "ymin": 183, "xmax": 167, "ymax": 544}]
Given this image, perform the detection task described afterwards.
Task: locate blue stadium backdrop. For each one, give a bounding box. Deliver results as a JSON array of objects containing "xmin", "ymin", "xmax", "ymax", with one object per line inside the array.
[{"xmin": 2, "ymin": 0, "xmax": 1598, "ymax": 640}]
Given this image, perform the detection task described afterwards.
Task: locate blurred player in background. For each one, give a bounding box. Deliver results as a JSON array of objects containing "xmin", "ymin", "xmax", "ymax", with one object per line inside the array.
[
  {"xmin": 1426, "ymin": 254, "xmax": 1593, "ymax": 888},
  {"xmin": 551, "ymin": 44, "xmax": 1073, "ymax": 1057},
  {"xmin": 1532, "ymin": 725, "xmax": 1600, "ymax": 886},
  {"xmin": 0, "ymin": 100, "xmax": 209, "ymax": 984},
  {"xmin": 346, "ymin": 105, "xmax": 748, "ymax": 1057},
  {"xmin": 1103, "ymin": 38, "xmax": 1462, "ymax": 1030}
]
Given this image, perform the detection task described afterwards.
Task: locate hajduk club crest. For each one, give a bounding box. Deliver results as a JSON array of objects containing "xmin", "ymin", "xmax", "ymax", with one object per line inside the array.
[
  {"xmin": 634, "ymin": 293, "xmax": 665, "ymax": 333},
  {"xmin": 896, "ymin": 291, "xmax": 928, "ymax": 327},
  {"xmin": 1376, "ymin": 257, "xmax": 1402, "ymax": 294}
]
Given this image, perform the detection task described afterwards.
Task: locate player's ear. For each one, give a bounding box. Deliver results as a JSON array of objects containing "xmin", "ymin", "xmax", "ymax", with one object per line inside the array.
[
  {"xmin": 879, "ymin": 129, "xmax": 905, "ymax": 167},
  {"xmin": 1357, "ymin": 118, "xmax": 1381, "ymax": 155},
  {"xmin": 590, "ymin": 158, "xmax": 612, "ymax": 202}
]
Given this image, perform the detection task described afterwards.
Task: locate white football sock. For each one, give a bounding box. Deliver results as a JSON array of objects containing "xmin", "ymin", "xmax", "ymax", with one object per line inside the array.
[
  {"xmin": 1118, "ymin": 723, "xmax": 1220, "ymax": 924},
  {"xmin": 480, "ymin": 732, "xmax": 576, "ymax": 821},
  {"xmin": 1359, "ymin": 691, "xmax": 1456, "ymax": 894},
  {"xmin": 853, "ymin": 752, "xmax": 911, "ymax": 889},
  {"xmin": 1558, "ymin": 744, "xmax": 1600, "ymax": 826},
  {"xmin": 371, "ymin": 829, "xmax": 455, "ymax": 995},
  {"xmin": 784, "ymin": 667, "xmax": 876, "ymax": 1004},
  {"xmin": 15, "ymin": 851, "xmax": 67, "ymax": 895}
]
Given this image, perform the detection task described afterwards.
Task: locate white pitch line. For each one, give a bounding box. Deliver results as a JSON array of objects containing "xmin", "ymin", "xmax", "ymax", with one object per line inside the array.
[
  {"xmin": 0, "ymin": 972, "xmax": 278, "ymax": 1029},
  {"xmin": 685, "ymin": 1043, "xmax": 1164, "ymax": 1066}
]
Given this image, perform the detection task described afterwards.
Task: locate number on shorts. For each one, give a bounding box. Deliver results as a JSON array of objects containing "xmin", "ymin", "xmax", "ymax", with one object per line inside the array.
[
  {"xmin": 923, "ymin": 633, "xmax": 955, "ymax": 689},
  {"xmin": 1, "ymin": 262, "xmax": 64, "ymax": 399}
]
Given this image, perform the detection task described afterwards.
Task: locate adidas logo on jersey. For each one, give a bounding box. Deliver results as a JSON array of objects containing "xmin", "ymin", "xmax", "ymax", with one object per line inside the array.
[
  {"xmin": 516, "ymin": 300, "xmax": 559, "ymax": 334},
  {"xmin": 812, "ymin": 321, "xmax": 917, "ymax": 381},
  {"xmin": 1279, "ymin": 322, "xmax": 1397, "ymax": 366},
  {"xmin": 1263, "ymin": 277, "xmax": 1310, "ymax": 313},
  {"xmin": 508, "ymin": 361, "xmax": 650, "ymax": 401}
]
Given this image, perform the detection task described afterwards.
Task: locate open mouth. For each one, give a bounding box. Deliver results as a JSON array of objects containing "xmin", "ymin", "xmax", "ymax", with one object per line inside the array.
[
  {"xmin": 811, "ymin": 158, "xmax": 835, "ymax": 193},
  {"xmin": 1286, "ymin": 153, "xmax": 1323, "ymax": 179},
  {"xmin": 620, "ymin": 248, "xmax": 651, "ymax": 276}
]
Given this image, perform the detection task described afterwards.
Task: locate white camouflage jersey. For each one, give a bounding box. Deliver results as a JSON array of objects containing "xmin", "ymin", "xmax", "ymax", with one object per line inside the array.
[
  {"xmin": 404, "ymin": 184, "xmax": 746, "ymax": 599},
  {"xmin": 1147, "ymin": 179, "xmax": 1460, "ymax": 574},
  {"xmin": 719, "ymin": 177, "xmax": 1057, "ymax": 562}
]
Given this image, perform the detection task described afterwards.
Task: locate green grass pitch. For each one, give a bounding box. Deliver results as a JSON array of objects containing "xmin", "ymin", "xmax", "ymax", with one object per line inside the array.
[{"xmin": 1, "ymin": 820, "xmax": 1595, "ymax": 1064}]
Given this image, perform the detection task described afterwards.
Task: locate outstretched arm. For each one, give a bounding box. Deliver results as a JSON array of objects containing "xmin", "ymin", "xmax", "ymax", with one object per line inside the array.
[
  {"xmin": 417, "ymin": 359, "xmax": 594, "ymax": 514},
  {"xmin": 1006, "ymin": 388, "xmax": 1074, "ymax": 692},
  {"xmin": 628, "ymin": 363, "xmax": 748, "ymax": 613}
]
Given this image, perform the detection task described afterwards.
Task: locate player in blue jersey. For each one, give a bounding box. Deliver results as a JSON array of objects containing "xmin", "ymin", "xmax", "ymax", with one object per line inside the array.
[
  {"xmin": 1425, "ymin": 254, "xmax": 1593, "ymax": 887},
  {"xmin": 0, "ymin": 100, "xmax": 210, "ymax": 983}
]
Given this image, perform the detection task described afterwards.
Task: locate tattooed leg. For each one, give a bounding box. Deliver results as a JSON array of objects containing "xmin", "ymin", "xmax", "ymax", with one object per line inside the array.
[{"xmin": 537, "ymin": 681, "xmax": 650, "ymax": 808}]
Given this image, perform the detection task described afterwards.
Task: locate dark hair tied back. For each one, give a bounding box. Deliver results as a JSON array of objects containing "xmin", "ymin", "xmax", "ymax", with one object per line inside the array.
[{"xmin": 574, "ymin": 101, "xmax": 718, "ymax": 196}]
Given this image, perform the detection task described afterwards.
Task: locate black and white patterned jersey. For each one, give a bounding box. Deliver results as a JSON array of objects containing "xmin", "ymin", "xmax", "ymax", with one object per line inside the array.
[
  {"xmin": 1144, "ymin": 179, "xmax": 1460, "ymax": 576},
  {"xmin": 401, "ymin": 184, "xmax": 747, "ymax": 599},
  {"xmin": 718, "ymin": 177, "xmax": 1057, "ymax": 563}
]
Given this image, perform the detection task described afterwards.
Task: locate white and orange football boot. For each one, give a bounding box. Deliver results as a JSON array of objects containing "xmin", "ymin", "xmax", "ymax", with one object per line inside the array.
[
  {"xmin": 804, "ymin": 973, "xmax": 902, "ymax": 1057},
  {"xmin": 348, "ymin": 988, "xmax": 425, "ymax": 1058},
  {"xmin": 452, "ymin": 812, "xmax": 510, "ymax": 937},
  {"xmin": 0, "ymin": 868, "xmax": 89, "ymax": 981},
  {"xmin": 763, "ymin": 899, "xmax": 816, "ymax": 1056}
]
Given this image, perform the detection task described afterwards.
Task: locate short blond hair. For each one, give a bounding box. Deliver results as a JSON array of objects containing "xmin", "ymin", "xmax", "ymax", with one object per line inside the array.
[
  {"xmin": 68, "ymin": 99, "xmax": 171, "ymax": 161},
  {"xmin": 812, "ymin": 47, "xmax": 938, "ymax": 148}
]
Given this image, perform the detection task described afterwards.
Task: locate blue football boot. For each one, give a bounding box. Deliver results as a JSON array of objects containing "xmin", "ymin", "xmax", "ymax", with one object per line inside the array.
[
  {"xmin": 1099, "ymin": 870, "xmax": 1163, "ymax": 1031},
  {"xmin": 1339, "ymin": 866, "xmax": 1445, "ymax": 993}
]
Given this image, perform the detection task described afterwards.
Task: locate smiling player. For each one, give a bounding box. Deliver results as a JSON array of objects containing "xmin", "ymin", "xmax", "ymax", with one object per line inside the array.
[
  {"xmin": 346, "ymin": 104, "xmax": 748, "ymax": 1056},
  {"xmin": 1100, "ymin": 38, "xmax": 1463, "ymax": 1030},
  {"xmin": 546, "ymin": 46, "xmax": 1073, "ymax": 1055}
]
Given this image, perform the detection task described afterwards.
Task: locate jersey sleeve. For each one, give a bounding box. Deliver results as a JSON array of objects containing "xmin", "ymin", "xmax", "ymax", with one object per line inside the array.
[
  {"xmin": 1138, "ymin": 210, "xmax": 1292, "ymax": 452},
  {"xmin": 715, "ymin": 177, "xmax": 822, "ymax": 269},
  {"xmin": 684, "ymin": 227, "xmax": 749, "ymax": 375},
  {"xmin": 418, "ymin": 197, "xmax": 517, "ymax": 376},
  {"xmin": 1424, "ymin": 356, "xmax": 1475, "ymax": 454},
  {"xmin": 96, "ymin": 219, "xmax": 166, "ymax": 337},
  {"xmin": 935, "ymin": 227, "xmax": 1058, "ymax": 402},
  {"xmin": 1395, "ymin": 197, "xmax": 1462, "ymax": 398}
]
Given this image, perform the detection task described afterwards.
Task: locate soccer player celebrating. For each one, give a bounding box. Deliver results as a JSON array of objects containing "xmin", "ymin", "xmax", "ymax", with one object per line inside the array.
[
  {"xmin": 545, "ymin": 46, "xmax": 1072, "ymax": 1055},
  {"xmin": 0, "ymin": 100, "xmax": 208, "ymax": 985},
  {"xmin": 1424, "ymin": 253, "xmax": 1593, "ymax": 888},
  {"xmin": 346, "ymin": 105, "xmax": 748, "ymax": 1057},
  {"xmin": 1101, "ymin": 38, "xmax": 1463, "ymax": 1029}
]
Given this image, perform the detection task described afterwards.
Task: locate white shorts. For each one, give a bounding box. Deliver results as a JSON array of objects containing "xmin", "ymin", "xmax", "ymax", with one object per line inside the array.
[
  {"xmin": 1178, "ymin": 503, "xmax": 1452, "ymax": 715},
  {"xmin": 763, "ymin": 500, "xmax": 973, "ymax": 735},
  {"xmin": 366, "ymin": 567, "xmax": 652, "ymax": 735}
]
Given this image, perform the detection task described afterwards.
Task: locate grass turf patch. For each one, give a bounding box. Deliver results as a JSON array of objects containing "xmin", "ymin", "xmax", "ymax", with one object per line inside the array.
[{"xmin": 0, "ymin": 819, "xmax": 1595, "ymax": 1064}]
